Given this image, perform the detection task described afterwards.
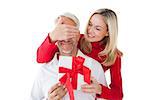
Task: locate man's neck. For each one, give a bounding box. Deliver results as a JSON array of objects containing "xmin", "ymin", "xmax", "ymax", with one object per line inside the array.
[{"xmin": 61, "ymin": 48, "xmax": 78, "ymax": 56}]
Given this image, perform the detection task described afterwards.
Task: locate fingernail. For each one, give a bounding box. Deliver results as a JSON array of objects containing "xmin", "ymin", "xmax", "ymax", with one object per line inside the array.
[
  {"xmin": 58, "ymin": 83, "xmax": 61, "ymax": 86},
  {"xmin": 65, "ymin": 88, "xmax": 67, "ymax": 91},
  {"xmin": 63, "ymin": 85, "xmax": 66, "ymax": 88}
]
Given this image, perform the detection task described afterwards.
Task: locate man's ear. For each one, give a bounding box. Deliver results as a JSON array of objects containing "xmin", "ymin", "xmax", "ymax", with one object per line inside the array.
[{"xmin": 77, "ymin": 33, "xmax": 80, "ymax": 42}]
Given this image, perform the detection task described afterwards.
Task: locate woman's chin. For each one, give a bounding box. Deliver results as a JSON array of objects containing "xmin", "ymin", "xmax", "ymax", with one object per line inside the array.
[{"xmin": 86, "ymin": 37, "xmax": 94, "ymax": 42}]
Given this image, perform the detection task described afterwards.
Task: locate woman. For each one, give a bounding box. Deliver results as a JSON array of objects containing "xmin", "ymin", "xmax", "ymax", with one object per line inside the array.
[{"xmin": 37, "ymin": 9, "xmax": 123, "ymax": 100}]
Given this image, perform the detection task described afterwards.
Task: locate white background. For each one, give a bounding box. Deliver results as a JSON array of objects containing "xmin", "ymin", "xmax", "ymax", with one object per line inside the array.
[{"xmin": 0, "ymin": 0, "xmax": 150, "ymax": 100}]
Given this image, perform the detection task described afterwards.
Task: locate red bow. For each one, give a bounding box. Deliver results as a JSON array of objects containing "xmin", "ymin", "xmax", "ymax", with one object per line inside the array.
[{"xmin": 59, "ymin": 56, "xmax": 91, "ymax": 100}]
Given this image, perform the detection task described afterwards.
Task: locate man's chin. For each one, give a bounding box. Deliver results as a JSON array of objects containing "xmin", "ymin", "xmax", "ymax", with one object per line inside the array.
[
  {"xmin": 61, "ymin": 45, "xmax": 73, "ymax": 52},
  {"xmin": 58, "ymin": 43, "xmax": 75, "ymax": 55},
  {"xmin": 61, "ymin": 47, "xmax": 73, "ymax": 54},
  {"xmin": 62, "ymin": 50, "xmax": 72, "ymax": 54}
]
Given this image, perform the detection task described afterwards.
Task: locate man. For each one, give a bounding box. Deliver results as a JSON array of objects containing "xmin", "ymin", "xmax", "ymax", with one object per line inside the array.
[{"xmin": 30, "ymin": 13, "xmax": 107, "ymax": 100}]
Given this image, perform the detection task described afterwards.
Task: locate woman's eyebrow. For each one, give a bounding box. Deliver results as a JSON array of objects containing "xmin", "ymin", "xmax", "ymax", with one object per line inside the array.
[{"xmin": 95, "ymin": 25, "xmax": 103, "ymax": 29}]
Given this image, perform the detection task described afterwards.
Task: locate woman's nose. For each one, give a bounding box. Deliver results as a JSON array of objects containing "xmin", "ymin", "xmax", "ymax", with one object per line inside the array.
[{"xmin": 88, "ymin": 27, "xmax": 95, "ymax": 37}]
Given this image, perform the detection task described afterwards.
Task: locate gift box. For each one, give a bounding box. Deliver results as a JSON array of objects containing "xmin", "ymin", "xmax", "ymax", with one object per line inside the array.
[
  {"xmin": 58, "ymin": 56, "xmax": 91, "ymax": 90},
  {"xmin": 57, "ymin": 55, "xmax": 107, "ymax": 100}
]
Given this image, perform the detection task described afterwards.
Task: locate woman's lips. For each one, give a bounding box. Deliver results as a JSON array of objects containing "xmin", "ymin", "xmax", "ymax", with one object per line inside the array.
[{"xmin": 88, "ymin": 34, "xmax": 95, "ymax": 38}]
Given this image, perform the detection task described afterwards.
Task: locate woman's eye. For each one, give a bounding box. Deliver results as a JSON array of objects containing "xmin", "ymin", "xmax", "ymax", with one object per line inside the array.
[
  {"xmin": 96, "ymin": 28, "xmax": 100, "ymax": 31},
  {"xmin": 89, "ymin": 23, "xmax": 92, "ymax": 26}
]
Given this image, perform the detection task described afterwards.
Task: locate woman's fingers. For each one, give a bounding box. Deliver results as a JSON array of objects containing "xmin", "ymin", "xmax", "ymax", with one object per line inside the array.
[
  {"xmin": 62, "ymin": 24, "xmax": 79, "ymax": 34},
  {"xmin": 56, "ymin": 17, "xmax": 63, "ymax": 25},
  {"xmin": 64, "ymin": 24, "xmax": 78, "ymax": 30},
  {"xmin": 64, "ymin": 27, "xmax": 79, "ymax": 35},
  {"xmin": 51, "ymin": 23, "xmax": 80, "ymax": 41},
  {"xmin": 62, "ymin": 31, "xmax": 80, "ymax": 40}
]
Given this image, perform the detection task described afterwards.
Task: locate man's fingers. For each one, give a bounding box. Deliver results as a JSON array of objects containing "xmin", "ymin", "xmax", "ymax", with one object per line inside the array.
[
  {"xmin": 82, "ymin": 88, "xmax": 96, "ymax": 93},
  {"xmin": 48, "ymin": 84, "xmax": 64, "ymax": 99},
  {"xmin": 57, "ymin": 86, "xmax": 67, "ymax": 98},
  {"xmin": 54, "ymin": 85, "xmax": 65, "ymax": 94},
  {"xmin": 49, "ymin": 90, "xmax": 57, "ymax": 99},
  {"xmin": 91, "ymin": 76, "xmax": 99, "ymax": 84},
  {"xmin": 49, "ymin": 83, "xmax": 61, "ymax": 93},
  {"xmin": 81, "ymin": 83, "xmax": 97, "ymax": 93},
  {"xmin": 50, "ymin": 85, "xmax": 67, "ymax": 100},
  {"xmin": 81, "ymin": 84, "xmax": 95, "ymax": 89},
  {"xmin": 53, "ymin": 94, "xmax": 61, "ymax": 100}
]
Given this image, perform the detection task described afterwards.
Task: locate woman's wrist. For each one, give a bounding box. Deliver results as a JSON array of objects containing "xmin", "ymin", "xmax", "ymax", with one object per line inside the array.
[{"xmin": 49, "ymin": 32, "xmax": 56, "ymax": 43}]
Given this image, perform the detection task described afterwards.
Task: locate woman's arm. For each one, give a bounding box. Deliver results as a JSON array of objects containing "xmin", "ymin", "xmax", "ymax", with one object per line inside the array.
[
  {"xmin": 37, "ymin": 34, "xmax": 58, "ymax": 63},
  {"xmin": 96, "ymin": 56, "xmax": 123, "ymax": 100},
  {"xmin": 37, "ymin": 24, "xmax": 80, "ymax": 63}
]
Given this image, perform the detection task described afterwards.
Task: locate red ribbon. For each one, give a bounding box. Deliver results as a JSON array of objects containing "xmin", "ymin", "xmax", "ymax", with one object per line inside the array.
[{"xmin": 59, "ymin": 56, "xmax": 91, "ymax": 100}]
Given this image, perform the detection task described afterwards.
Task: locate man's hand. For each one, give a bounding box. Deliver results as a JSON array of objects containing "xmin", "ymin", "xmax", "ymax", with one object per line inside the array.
[
  {"xmin": 48, "ymin": 83, "xmax": 67, "ymax": 100},
  {"xmin": 81, "ymin": 77, "xmax": 102, "ymax": 95}
]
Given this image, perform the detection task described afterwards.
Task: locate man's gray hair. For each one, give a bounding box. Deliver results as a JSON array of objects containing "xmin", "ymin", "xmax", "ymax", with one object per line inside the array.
[{"xmin": 58, "ymin": 12, "xmax": 80, "ymax": 28}]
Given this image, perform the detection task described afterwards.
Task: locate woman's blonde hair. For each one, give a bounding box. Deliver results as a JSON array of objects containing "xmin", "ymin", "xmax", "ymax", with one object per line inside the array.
[{"xmin": 80, "ymin": 8, "xmax": 122, "ymax": 66}]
